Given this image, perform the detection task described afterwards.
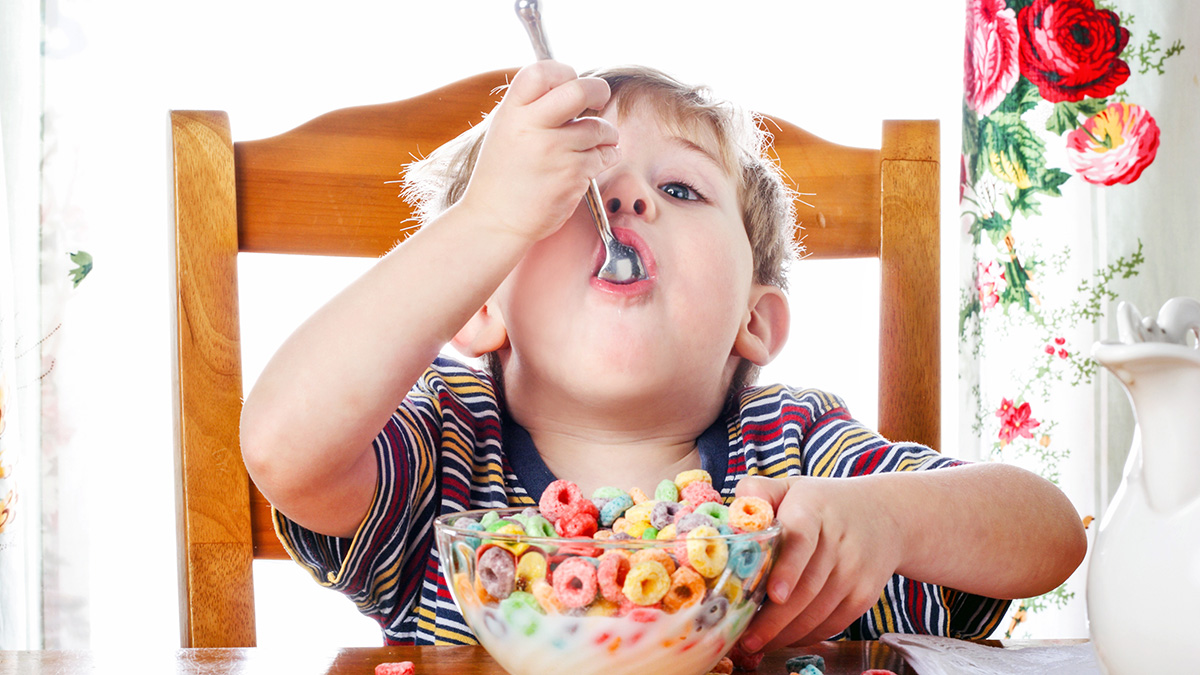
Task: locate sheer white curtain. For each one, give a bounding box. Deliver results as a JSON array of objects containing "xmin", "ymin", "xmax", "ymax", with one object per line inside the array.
[
  {"xmin": 0, "ymin": 0, "xmax": 46, "ymax": 650},
  {"xmin": 38, "ymin": 0, "xmax": 970, "ymax": 648},
  {"xmin": 960, "ymin": 0, "xmax": 1199, "ymax": 639}
]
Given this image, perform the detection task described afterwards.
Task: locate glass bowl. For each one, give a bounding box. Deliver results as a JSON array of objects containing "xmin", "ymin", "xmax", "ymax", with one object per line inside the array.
[{"xmin": 435, "ymin": 507, "xmax": 781, "ymax": 675}]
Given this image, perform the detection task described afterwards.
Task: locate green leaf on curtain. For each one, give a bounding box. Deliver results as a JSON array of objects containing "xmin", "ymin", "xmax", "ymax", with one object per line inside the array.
[
  {"xmin": 1001, "ymin": 256, "xmax": 1035, "ymax": 313},
  {"xmin": 997, "ymin": 77, "xmax": 1041, "ymax": 116},
  {"xmin": 1037, "ymin": 168, "xmax": 1071, "ymax": 198},
  {"xmin": 969, "ymin": 211, "xmax": 1011, "ymax": 247},
  {"xmin": 962, "ymin": 103, "xmax": 982, "ymax": 186},
  {"xmin": 68, "ymin": 251, "xmax": 93, "ymax": 287},
  {"xmin": 982, "ymin": 113, "xmax": 1045, "ymax": 190},
  {"xmin": 1046, "ymin": 99, "xmax": 1110, "ymax": 136}
]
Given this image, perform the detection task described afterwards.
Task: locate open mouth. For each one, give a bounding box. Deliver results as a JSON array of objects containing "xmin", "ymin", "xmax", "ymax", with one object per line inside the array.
[{"xmin": 591, "ymin": 227, "xmax": 654, "ymax": 285}]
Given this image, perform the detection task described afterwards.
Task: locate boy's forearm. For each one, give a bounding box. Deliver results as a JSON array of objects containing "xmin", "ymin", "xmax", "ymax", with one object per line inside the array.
[
  {"xmin": 881, "ymin": 462, "xmax": 1087, "ymax": 599},
  {"xmin": 240, "ymin": 201, "xmax": 534, "ymax": 534}
]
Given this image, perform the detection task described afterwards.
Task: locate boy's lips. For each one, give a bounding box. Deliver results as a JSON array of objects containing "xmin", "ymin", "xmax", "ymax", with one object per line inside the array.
[{"xmin": 590, "ymin": 227, "xmax": 655, "ymax": 294}]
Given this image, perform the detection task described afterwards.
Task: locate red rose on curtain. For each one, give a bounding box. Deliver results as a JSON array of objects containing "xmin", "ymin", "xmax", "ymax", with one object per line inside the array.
[
  {"xmin": 1066, "ymin": 102, "xmax": 1161, "ymax": 185},
  {"xmin": 965, "ymin": 0, "xmax": 1020, "ymax": 115},
  {"xmin": 1016, "ymin": 0, "xmax": 1130, "ymax": 103}
]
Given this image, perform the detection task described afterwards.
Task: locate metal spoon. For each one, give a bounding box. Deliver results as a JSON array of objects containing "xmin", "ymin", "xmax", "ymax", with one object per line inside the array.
[{"xmin": 514, "ymin": 0, "xmax": 647, "ymax": 283}]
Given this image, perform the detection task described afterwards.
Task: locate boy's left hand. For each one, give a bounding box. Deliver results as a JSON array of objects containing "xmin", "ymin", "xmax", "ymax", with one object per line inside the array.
[{"xmin": 733, "ymin": 475, "xmax": 902, "ymax": 652}]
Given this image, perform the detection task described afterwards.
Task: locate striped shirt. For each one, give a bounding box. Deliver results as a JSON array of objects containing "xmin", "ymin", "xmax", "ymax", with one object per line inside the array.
[{"xmin": 276, "ymin": 357, "xmax": 1010, "ymax": 645}]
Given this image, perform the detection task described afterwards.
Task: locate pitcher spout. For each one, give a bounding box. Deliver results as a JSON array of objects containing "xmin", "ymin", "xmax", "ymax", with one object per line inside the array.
[{"xmin": 1093, "ymin": 298, "xmax": 1200, "ymax": 514}]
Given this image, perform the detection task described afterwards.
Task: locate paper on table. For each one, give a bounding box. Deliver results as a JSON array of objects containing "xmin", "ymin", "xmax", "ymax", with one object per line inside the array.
[{"xmin": 879, "ymin": 634, "xmax": 1101, "ymax": 675}]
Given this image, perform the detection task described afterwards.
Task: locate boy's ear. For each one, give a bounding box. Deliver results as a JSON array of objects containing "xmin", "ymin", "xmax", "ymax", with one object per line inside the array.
[
  {"xmin": 733, "ymin": 284, "xmax": 790, "ymax": 366},
  {"xmin": 451, "ymin": 301, "xmax": 509, "ymax": 357}
]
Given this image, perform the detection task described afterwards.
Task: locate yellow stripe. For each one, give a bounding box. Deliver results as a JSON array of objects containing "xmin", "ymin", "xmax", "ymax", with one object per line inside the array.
[
  {"xmin": 435, "ymin": 627, "xmax": 479, "ymax": 645},
  {"xmin": 812, "ymin": 428, "xmax": 875, "ymax": 477}
]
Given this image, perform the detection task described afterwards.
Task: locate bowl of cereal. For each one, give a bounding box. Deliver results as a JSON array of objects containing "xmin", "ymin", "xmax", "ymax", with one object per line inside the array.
[{"xmin": 433, "ymin": 472, "xmax": 781, "ymax": 675}]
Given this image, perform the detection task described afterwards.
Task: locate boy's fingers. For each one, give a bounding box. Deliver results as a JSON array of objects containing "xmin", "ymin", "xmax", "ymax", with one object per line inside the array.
[
  {"xmin": 526, "ymin": 77, "xmax": 611, "ymax": 128},
  {"xmin": 760, "ymin": 566, "xmax": 847, "ymax": 651},
  {"xmin": 559, "ymin": 117, "xmax": 619, "ymax": 154},
  {"xmin": 505, "ymin": 60, "xmax": 579, "ymax": 107}
]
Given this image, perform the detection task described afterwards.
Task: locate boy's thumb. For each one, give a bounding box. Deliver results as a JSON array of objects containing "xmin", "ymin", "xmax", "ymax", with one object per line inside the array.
[{"xmin": 733, "ymin": 475, "xmax": 795, "ymax": 510}]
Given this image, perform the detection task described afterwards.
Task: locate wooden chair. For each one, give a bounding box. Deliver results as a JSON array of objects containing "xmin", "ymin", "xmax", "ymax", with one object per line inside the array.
[{"xmin": 168, "ymin": 68, "xmax": 938, "ymax": 648}]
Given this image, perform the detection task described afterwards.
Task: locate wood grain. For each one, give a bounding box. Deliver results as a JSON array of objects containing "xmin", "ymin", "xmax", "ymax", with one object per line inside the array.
[
  {"xmin": 170, "ymin": 110, "xmax": 256, "ymax": 647},
  {"xmin": 879, "ymin": 120, "xmax": 940, "ymax": 450},
  {"xmin": 0, "ymin": 640, "xmax": 939, "ymax": 674}
]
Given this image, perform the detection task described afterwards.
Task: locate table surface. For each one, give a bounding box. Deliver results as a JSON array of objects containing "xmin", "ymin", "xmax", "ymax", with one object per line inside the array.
[{"xmin": 0, "ymin": 640, "xmax": 1079, "ymax": 674}]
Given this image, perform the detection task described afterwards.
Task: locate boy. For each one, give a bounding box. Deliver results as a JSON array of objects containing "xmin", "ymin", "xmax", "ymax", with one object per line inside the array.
[{"xmin": 239, "ymin": 61, "xmax": 1086, "ymax": 650}]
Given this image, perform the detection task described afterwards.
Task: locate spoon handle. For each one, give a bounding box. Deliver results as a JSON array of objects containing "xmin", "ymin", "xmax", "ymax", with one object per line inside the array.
[
  {"xmin": 514, "ymin": 0, "xmax": 615, "ymax": 248},
  {"xmin": 516, "ymin": 0, "xmax": 554, "ymax": 61}
]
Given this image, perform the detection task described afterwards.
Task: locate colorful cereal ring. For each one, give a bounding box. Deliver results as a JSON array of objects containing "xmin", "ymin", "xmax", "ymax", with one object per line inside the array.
[
  {"xmin": 728, "ymin": 540, "xmax": 762, "ymax": 579},
  {"xmin": 628, "ymin": 487, "xmax": 650, "ymax": 504},
  {"xmin": 539, "ymin": 479, "xmax": 585, "ymax": 523},
  {"xmin": 623, "ymin": 501, "xmax": 656, "ymax": 524},
  {"xmin": 499, "ymin": 590, "xmax": 544, "ymax": 636},
  {"xmin": 784, "ymin": 654, "xmax": 826, "ymax": 674},
  {"xmin": 728, "ymin": 495, "xmax": 774, "ymax": 532},
  {"xmin": 662, "ymin": 566, "xmax": 706, "ymax": 613},
  {"xmin": 676, "ymin": 512, "xmax": 717, "ymax": 536},
  {"xmin": 515, "ymin": 549, "xmax": 548, "ymax": 591},
  {"xmin": 654, "ymin": 479, "xmax": 680, "ymax": 503},
  {"xmin": 685, "ymin": 525, "xmax": 729, "ymax": 578},
  {"xmin": 681, "ymin": 481, "xmax": 723, "ymax": 506},
  {"xmin": 530, "ymin": 578, "xmax": 563, "ymax": 614},
  {"xmin": 492, "ymin": 522, "xmax": 530, "ymax": 556},
  {"xmin": 622, "ymin": 560, "xmax": 671, "ymax": 606},
  {"xmin": 674, "ymin": 469, "xmax": 712, "ymax": 491},
  {"xmin": 709, "ymin": 656, "xmax": 734, "ymax": 674},
  {"xmin": 599, "ymin": 493, "xmax": 633, "ymax": 527},
  {"xmin": 554, "ymin": 499, "xmax": 599, "ymax": 538},
  {"xmin": 694, "ymin": 502, "xmax": 730, "ymax": 524},
  {"xmin": 552, "ymin": 556, "xmax": 599, "ymax": 609},
  {"xmin": 650, "ymin": 501, "xmax": 682, "ymax": 529},
  {"xmin": 696, "ymin": 595, "xmax": 729, "ymax": 631},
  {"xmin": 374, "ymin": 662, "xmax": 415, "ymax": 675},
  {"xmin": 630, "ymin": 547, "xmax": 676, "ymax": 577},
  {"xmin": 597, "ymin": 550, "xmax": 631, "ymax": 603},
  {"xmin": 477, "ymin": 545, "xmax": 516, "ymax": 600}
]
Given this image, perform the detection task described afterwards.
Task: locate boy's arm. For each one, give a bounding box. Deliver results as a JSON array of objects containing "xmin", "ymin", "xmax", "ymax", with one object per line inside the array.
[
  {"xmin": 239, "ymin": 61, "xmax": 618, "ymax": 538},
  {"xmin": 734, "ymin": 463, "xmax": 1086, "ymax": 652}
]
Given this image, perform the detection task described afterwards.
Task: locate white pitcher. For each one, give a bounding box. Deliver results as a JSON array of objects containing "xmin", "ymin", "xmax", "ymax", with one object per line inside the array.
[{"xmin": 1088, "ymin": 297, "xmax": 1200, "ymax": 673}]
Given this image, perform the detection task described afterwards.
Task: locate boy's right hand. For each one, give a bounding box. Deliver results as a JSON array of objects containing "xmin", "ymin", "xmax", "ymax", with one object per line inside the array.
[{"xmin": 460, "ymin": 60, "xmax": 620, "ymax": 243}]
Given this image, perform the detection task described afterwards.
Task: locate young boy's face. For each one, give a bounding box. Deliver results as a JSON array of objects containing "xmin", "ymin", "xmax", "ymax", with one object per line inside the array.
[{"xmin": 491, "ymin": 101, "xmax": 770, "ymax": 413}]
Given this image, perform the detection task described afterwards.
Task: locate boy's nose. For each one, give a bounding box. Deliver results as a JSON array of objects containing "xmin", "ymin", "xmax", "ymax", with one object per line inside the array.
[{"xmin": 605, "ymin": 198, "xmax": 646, "ymax": 216}]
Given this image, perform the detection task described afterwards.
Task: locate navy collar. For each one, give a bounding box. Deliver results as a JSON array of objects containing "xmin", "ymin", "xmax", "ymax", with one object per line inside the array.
[{"xmin": 502, "ymin": 412, "xmax": 730, "ymax": 501}]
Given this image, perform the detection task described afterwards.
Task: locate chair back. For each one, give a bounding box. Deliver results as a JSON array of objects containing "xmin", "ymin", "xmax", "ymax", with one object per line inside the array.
[{"xmin": 169, "ymin": 67, "xmax": 938, "ymax": 647}]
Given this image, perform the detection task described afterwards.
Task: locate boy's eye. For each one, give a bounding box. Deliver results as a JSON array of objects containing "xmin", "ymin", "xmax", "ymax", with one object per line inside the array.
[{"xmin": 660, "ymin": 181, "xmax": 703, "ymax": 202}]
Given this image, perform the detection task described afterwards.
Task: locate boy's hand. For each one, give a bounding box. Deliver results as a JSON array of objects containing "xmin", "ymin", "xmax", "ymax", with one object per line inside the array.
[
  {"xmin": 460, "ymin": 60, "xmax": 619, "ymax": 243},
  {"xmin": 734, "ymin": 475, "xmax": 903, "ymax": 652}
]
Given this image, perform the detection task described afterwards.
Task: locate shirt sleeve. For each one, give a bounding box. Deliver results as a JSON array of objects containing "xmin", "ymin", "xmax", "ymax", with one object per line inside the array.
[
  {"xmin": 798, "ymin": 393, "xmax": 1013, "ymax": 640},
  {"xmin": 272, "ymin": 362, "xmax": 454, "ymax": 628}
]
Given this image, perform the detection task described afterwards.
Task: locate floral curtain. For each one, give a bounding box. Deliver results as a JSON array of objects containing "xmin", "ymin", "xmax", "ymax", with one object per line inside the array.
[{"xmin": 962, "ymin": 0, "xmax": 1199, "ymax": 637}]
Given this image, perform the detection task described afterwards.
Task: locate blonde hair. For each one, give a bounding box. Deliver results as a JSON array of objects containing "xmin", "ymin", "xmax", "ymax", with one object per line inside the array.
[{"xmin": 402, "ymin": 65, "xmax": 800, "ymax": 398}]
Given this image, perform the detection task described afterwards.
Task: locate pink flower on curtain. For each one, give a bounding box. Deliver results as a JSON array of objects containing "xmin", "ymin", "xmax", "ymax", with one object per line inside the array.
[
  {"xmin": 996, "ymin": 398, "xmax": 1040, "ymax": 446},
  {"xmin": 1016, "ymin": 0, "xmax": 1130, "ymax": 103},
  {"xmin": 1066, "ymin": 102, "xmax": 1161, "ymax": 185},
  {"xmin": 977, "ymin": 260, "xmax": 1006, "ymax": 311},
  {"xmin": 964, "ymin": 0, "xmax": 1020, "ymax": 115}
]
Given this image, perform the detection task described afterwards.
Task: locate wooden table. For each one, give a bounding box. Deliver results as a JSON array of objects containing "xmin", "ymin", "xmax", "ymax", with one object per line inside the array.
[{"xmin": 0, "ymin": 640, "xmax": 1066, "ymax": 674}]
